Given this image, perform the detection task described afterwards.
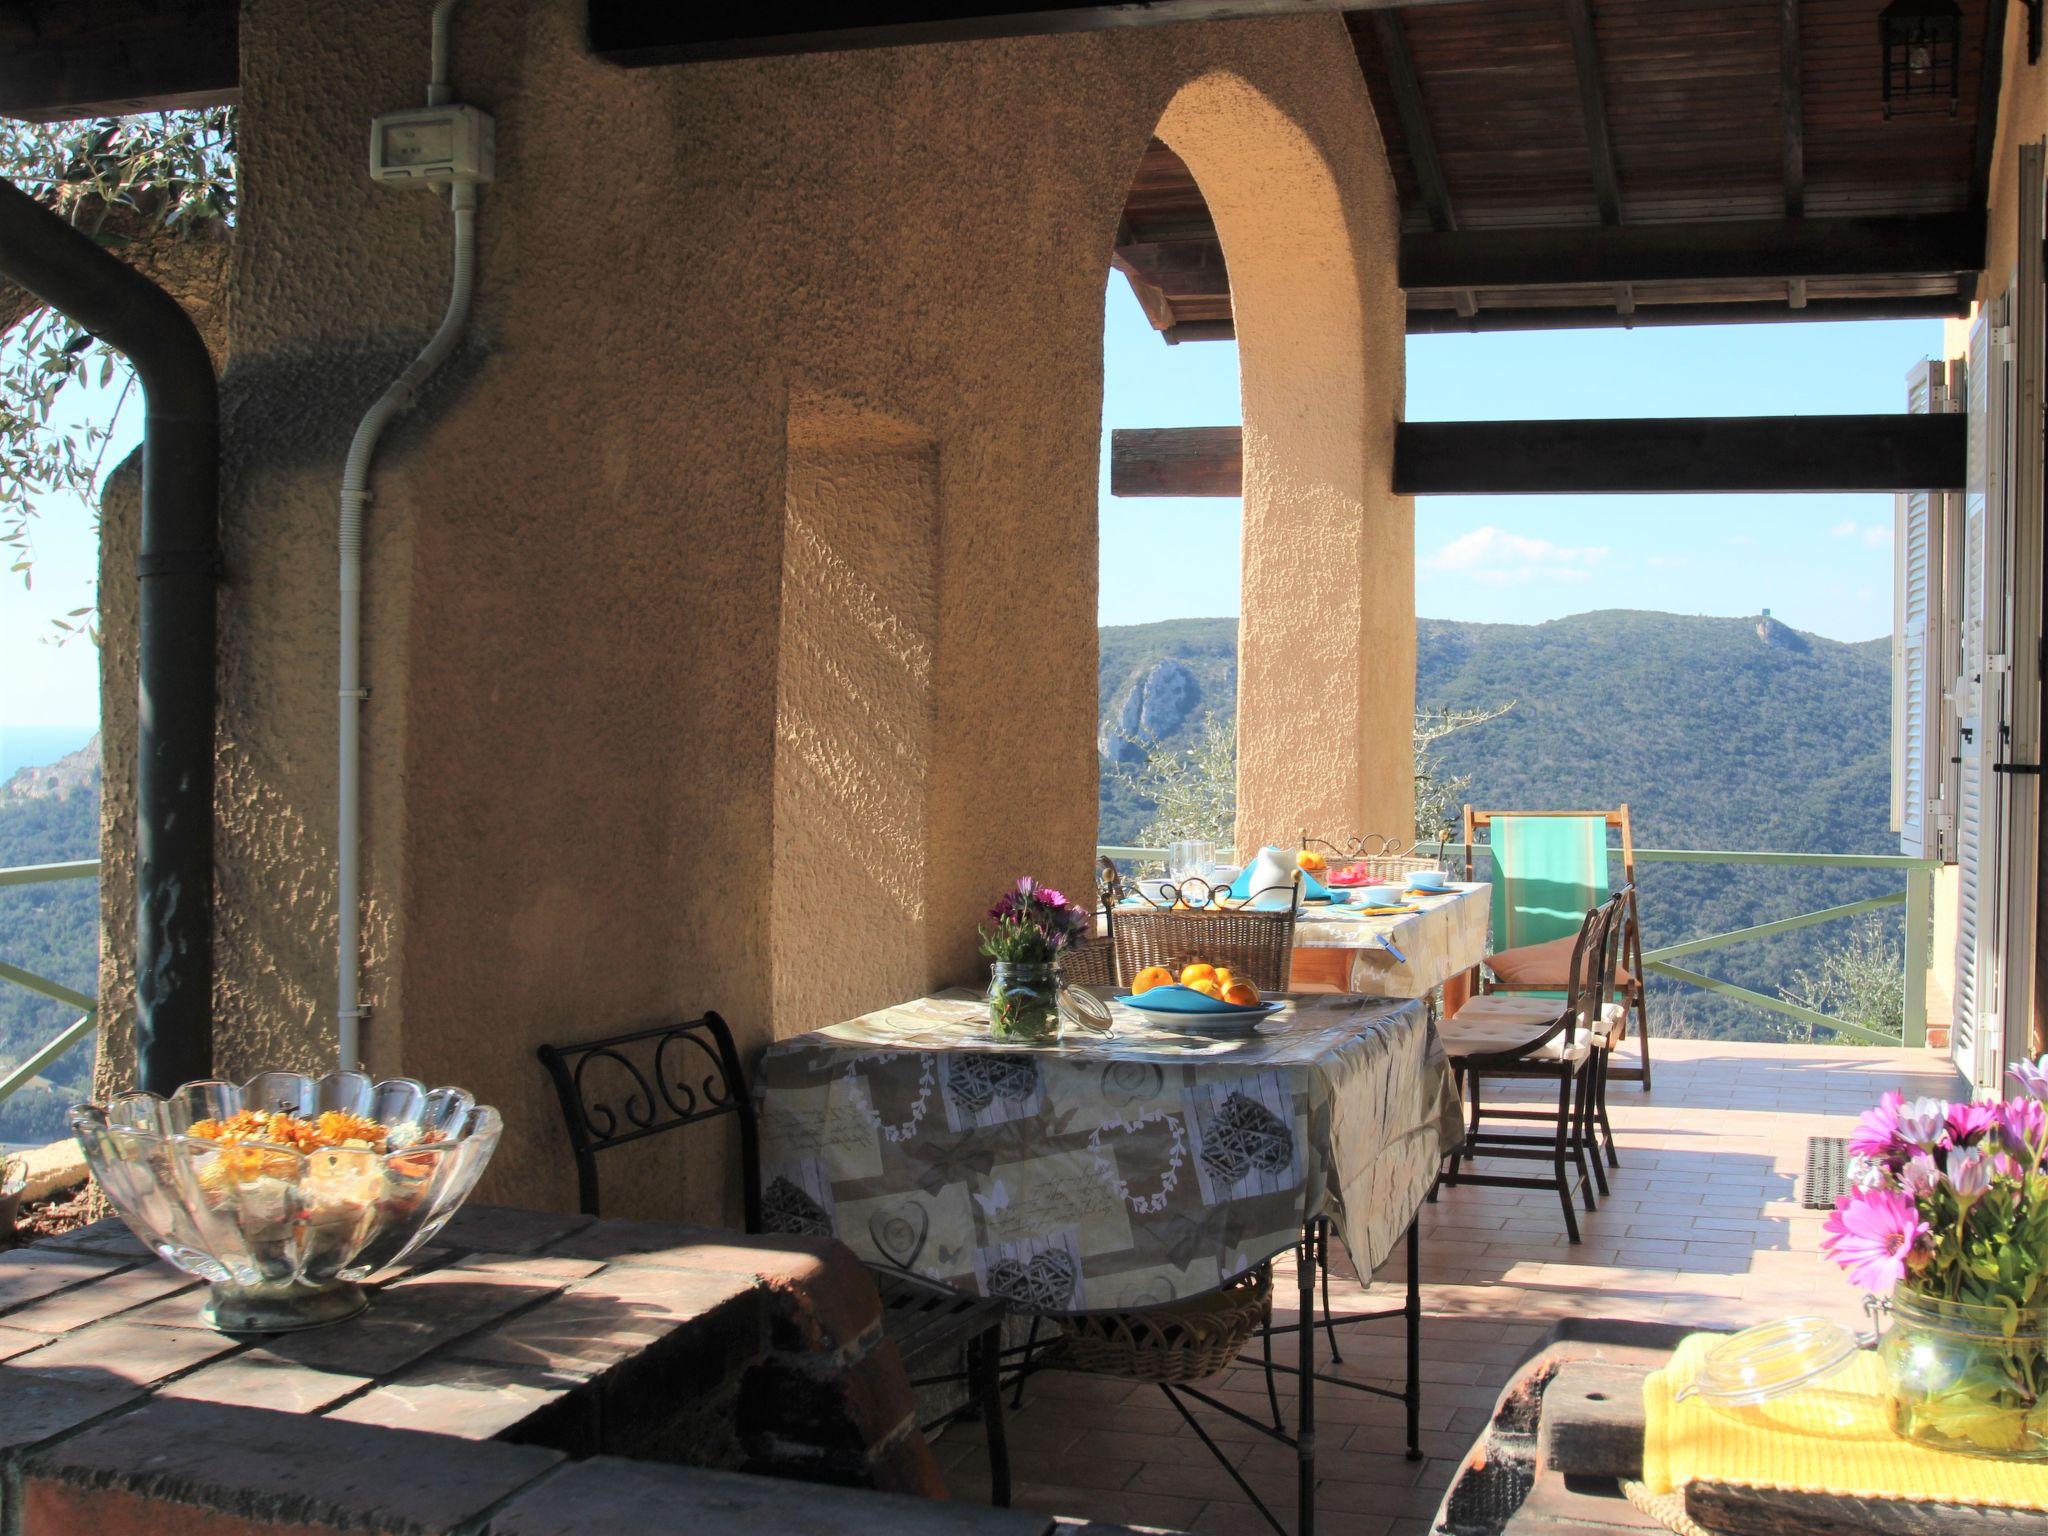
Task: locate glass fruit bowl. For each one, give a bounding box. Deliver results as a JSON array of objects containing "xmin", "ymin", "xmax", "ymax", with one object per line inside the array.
[{"xmin": 70, "ymin": 1071, "xmax": 502, "ymax": 1333}]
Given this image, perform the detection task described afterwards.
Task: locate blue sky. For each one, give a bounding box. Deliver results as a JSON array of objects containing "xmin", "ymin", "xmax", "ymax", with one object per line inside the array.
[
  {"xmin": 3, "ymin": 283, "xmax": 1944, "ymax": 747},
  {"xmin": 1100, "ymin": 277, "xmax": 1943, "ymax": 642}
]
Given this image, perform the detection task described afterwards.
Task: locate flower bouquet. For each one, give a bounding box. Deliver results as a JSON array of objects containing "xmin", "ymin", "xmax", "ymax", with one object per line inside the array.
[
  {"xmin": 1825, "ymin": 1061, "xmax": 2048, "ymax": 1456},
  {"xmin": 979, "ymin": 877, "xmax": 1092, "ymax": 1043}
]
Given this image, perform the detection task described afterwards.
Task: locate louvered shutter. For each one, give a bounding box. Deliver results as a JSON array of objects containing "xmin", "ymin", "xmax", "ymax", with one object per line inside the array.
[
  {"xmin": 1954, "ymin": 300, "xmax": 2008, "ymax": 1087},
  {"xmin": 1894, "ymin": 359, "xmax": 1948, "ymax": 858}
]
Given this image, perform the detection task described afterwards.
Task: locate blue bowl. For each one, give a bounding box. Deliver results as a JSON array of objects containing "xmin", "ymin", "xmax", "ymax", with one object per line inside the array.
[
  {"xmin": 1118, "ymin": 984, "xmax": 1270, "ymax": 1016},
  {"xmin": 1407, "ymin": 872, "xmax": 1450, "ymax": 891}
]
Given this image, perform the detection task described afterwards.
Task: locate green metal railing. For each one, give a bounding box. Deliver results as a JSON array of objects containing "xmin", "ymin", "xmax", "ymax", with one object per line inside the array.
[
  {"xmin": 1097, "ymin": 844, "xmax": 1940, "ymax": 1047},
  {"xmin": 0, "ymin": 859, "xmax": 100, "ymax": 1104}
]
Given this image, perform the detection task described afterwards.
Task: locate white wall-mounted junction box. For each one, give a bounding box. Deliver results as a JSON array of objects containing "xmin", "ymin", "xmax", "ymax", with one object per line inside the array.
[{"xmin": 369, "ymin": 104, "xmax": 495, "ymax": 186}]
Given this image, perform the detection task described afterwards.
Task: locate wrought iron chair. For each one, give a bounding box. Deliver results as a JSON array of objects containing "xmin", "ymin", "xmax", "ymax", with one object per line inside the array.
[
  {"xmin": 1055, "ymin": 857, "xmax": 1123, "ymax": 990},
  {"xmin": 537, "ymin": 1016, "xmax": 1011, "ymax": 1504},
  {"xmin": 1437, "ymin": 892, "xmax": 1624, "ymax": 1244},
  {"xmin": 1109, "ymin": 887, "xmax": 1300, "ymax": 991},
  {"xmin": 1298, "ymin": 830, "xmax": 1445, "ymax": 886}
]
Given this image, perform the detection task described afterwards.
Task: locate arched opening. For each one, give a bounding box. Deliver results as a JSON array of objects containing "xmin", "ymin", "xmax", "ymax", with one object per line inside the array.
[{"xmin": 1098, "ymin": 73, "xmax": 1411, "ymax": 864}]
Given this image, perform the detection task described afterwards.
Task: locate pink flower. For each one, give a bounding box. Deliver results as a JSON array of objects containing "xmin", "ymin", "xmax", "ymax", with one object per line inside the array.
[
  {"xmin": 1948, "ymin": 1100, "xmax": 2003, "ymax": 1147},
  {"xmin": 2011, "ymin": 1055, "xmax": 2048, "ymax": 1101},
  {"xmin": 1898, "ymin": 1154, "xmax": 1941, "ymax": 1197},
  {"xmin": 1950, "ymin": 1149, "xmax": 1997, "ymax": 1201},
  {"xmin": 1849, "ymin": 1091, "xmax": 1908, "ymax": 1161},
  {"xmin": 1897, "ymin": 1097, "xmax": 1951, "ymax": 1151},
  {"xmin": 1821, "ymin": 1188, "xmax": 1930, "ymax": 1292},
  {"xmin": 2001, "ymin": 1096, "xmax": 2048, "ymax": 1159},
  {"xmin": 1039, "ymin": 889, "xmax": 1067, "ymax": 909}
]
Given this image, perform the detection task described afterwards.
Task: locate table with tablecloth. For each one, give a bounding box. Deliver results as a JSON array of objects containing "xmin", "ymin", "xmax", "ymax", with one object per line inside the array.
[
  {"xmin": 752, "ymin": 989, "xmax": 1462, "ymax": 1314},
  {"xmin": 1287, "ymin": 880, "xmax": 1490, "ymax": 998}
]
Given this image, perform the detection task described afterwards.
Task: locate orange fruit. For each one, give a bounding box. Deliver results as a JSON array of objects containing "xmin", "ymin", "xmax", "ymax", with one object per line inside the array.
[
  {"xmin": 1188, "ymin": 977, "xmax": 1224, "ymax": 999},
  {"xmin": 1180, "ymin": 962, "xmax": 1217, "ymax": 986},
  {"xmin": 1213, "ymin": 967, "xmax": 1234, "ymax": 988},
  {"xmin": 1132, "ymin": 965, "xmax": 1175, "ymax": 995},
  {"xmin": 1222, "ymin": 979, "xmax": 1261, "ymax": 1007},
  {"xmin": 1296, "ymin": 851, "xmax": 1327, "ymax": 873}
]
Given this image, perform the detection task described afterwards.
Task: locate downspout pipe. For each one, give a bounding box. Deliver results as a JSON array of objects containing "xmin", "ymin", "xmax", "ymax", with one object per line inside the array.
[{"xmin": 0, "ymin": 176, "xmax": 219, "ymax": 1096}]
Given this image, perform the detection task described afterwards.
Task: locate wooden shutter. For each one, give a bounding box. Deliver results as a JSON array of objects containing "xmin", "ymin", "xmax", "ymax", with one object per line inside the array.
[
  {"xmin": 1955, "ymin": 298, "xmax": 2009, "ymax": 1088},
  {"xmin": 1895, "ymin": 359, "xmax": 1951, "ymax": 859}
]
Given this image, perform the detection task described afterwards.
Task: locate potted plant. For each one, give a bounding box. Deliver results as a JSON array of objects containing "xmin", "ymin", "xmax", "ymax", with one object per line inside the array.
[
  {"xmin": 979, "ymin": 877, "xmax": 1092, "ymax": 1043},
  {"xmin": 1827, "ymin": 1062, "xmax": 2048, "ymax": 1456}
]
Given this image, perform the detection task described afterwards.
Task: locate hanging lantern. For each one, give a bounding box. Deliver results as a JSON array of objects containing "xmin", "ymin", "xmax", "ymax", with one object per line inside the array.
[{"xmin": 1880, "ymin": 0, "xmax": 1964, "ymax": 118}]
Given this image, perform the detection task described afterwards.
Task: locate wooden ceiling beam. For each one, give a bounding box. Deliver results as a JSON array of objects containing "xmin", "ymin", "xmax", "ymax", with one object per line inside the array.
[
  {"xmin": 1112, "ymin": 415, "xmax": 1967, "ymax": 497},
  {"xmin": 1400, "ymin": 214, "xmax": 1985, "ymax": 291},
  {"xmin": 1781, "ymin": 0, "xmax": 1804, "ymax": 219},
  {"xmin": 1368, "ymin": 11, "xmax": 1476, "ymax": 319},
  {"xmin": 590, "ymin": 0, "xmax": 1480, "ymax": 64},
  {"xmin": 1404, "ymin": 292, "xmax": 1969, "ymax": 333},
  {"xmin": 1971, "ymin": 0, "xmax": 2013, "ymax": 215},
  {"xmin": 0, "ymin": 0, "xmax": 237, "ymax": 121},
  {"xmin": 1562, "ymin": 0, "xmax": 1622, "ymax": 227}
]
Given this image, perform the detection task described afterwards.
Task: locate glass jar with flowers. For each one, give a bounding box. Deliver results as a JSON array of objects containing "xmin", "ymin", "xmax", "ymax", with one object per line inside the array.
[
  {"xmin": 979, "ymin": 877, "xmax": 1092, "ymax": 1043},
  {"xmin": 1825, "ymin": 1062, "xmax": 2048, "ymax": 1457}
]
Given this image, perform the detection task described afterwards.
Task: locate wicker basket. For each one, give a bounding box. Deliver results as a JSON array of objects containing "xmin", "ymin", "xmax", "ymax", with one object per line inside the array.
[{"xmin": 1046, "ymin": 1265, "xmax": 1272, "ymax": 1383}]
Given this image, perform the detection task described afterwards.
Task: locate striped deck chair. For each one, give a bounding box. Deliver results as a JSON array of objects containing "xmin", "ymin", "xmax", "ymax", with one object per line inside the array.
[{"xmin": 1462, "ymin": 805, "xmax": 1651, "ymax": 1090}]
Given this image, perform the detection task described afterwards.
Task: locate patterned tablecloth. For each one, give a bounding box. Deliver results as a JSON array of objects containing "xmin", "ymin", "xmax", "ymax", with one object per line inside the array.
[
  {"xmin": 1289, "ymin": 882, "xmax": 1490, "ymax": 998},
  {"xmin": 754, "ymin": 990, "xmax": 1463, "ymax": 1314}
]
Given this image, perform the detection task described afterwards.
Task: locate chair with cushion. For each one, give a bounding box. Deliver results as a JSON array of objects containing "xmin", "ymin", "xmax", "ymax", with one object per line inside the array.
[
  {"xmin": 538, "ymin": 1016, "xmax": 1011, "ymax": 1505},
  {"xmin": 1462, "ymin": 805, "xmax": 1650, "ymax": 1094},
  {"xmin": 1438, "ymin": 892, "xmax": 1623, "ymax": 1244}
]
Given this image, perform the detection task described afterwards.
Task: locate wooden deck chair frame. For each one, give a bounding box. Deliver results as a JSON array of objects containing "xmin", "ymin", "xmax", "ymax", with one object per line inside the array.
[{"xmin": 1462, "ymin": 805, "xmax": 1651, "ymax": 1091}]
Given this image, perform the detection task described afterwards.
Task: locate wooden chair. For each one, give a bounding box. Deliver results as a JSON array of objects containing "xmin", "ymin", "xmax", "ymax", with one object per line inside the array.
[
  {"xmin": 1438, "ymin": 893, "xmax": 1624, "ymax": 1243},
  {"xmin": 1110, "ymin": 900, "xmax": 1299, "ymax": 991},
  {"xmin": 1462, "ymin": 805, "xmax": 1651, "ymax": 1090},
  {"xmin": 537, "ymin": 1016, "xmax": 1011, "ymax": 1505}
]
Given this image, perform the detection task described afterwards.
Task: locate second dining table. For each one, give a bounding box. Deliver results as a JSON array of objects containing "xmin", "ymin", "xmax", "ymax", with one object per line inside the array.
[{"xmin": 1287, "ymin": 878, "xmax": 1491, "ymax": 1001}]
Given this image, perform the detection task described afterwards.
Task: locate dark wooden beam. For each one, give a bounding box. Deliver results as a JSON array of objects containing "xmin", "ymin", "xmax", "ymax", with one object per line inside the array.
[
  {"xmin": 590, "ymin": 0, "xmax": 1476, "ymax": 64},
  {"xmin": 1971, "ymin": 0, "xmax": 2013, "ymax": 214},
  {"xmin": 1562, "ymin": 0, "xmax": 1622, "ymax": 226},
  {"xmin": 1404, "ymin": 291, "xmax": 1970, "ymax": 333},
  {"xmin": 0, "ymin": 0, "xmax": 237, "ymax": 121},
  {"xmin": 1395, "ymin": 415, "xmax": 1967, "ymax": 496},
  {"xmin": 1369, "ymin": 11, "xmax": 1475, "ymax": 319},
  {"xmin": 1112, "ymin": 415, "xmax": 1967, "ymax": 498},
  {"xmin": 1111, "ymin": 427, "xmax": 1243, "ymax": 496},
  {"xmin": 1780, "ymin": 0, "xmax": 1804, "ymax": 218},
  {"xmin": 1400, "ymin": 214, "xmax": 1985, "ymax": 290}
]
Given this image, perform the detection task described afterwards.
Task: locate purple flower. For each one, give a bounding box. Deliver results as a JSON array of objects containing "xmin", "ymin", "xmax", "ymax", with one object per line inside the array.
[
  {"xmin": 2012, "ymin": 1055, "xmax": 2048, "ymax": 1101},
  {"xmin": 1039, "ymin": 889, "xmax": 1067, "ymax": 909},
  {"xmin": 2001, "ymin": 1096, "xmax": 2048, "ymax": 1159},
  {"xmin": 1849, "ymin": 1091, "xmax": 1907, "ymax": 1162},
  {"xmin": 1948, "ymin": 1100, "xmax": 2004, "ymax": 1148},
  {"xmin": 1897, "ymin": 1097, "xmax": 1951, "ymax": 1152},
  {"xmin": 1822, "ymin": 1188, "xmax": 1930, "ymax": 1292},
  {"xmin": 1951, "ymin": 1148, "xmax": 1997, "ymax": 1201},
  {"xmin": 1898, "ymin": 1154, "xmax": 1941, "ymax": 1197}
]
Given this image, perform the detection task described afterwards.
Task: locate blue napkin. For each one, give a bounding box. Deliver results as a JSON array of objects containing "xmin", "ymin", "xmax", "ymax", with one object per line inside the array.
[{"xmin": 1225, "ymin": 861, "xmax": 1334, "ymax": 903}]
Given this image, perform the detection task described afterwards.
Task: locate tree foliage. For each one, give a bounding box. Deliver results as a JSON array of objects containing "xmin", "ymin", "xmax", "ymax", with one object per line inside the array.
[{"xmin": 0, "ymin": 109, "xmax": 235, "ymax": 637}]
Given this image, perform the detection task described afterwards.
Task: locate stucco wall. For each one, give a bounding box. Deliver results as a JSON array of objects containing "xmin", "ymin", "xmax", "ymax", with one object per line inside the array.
[{"xmin": 95, "ymin": 0, "xmax": 1407, "ymax": 1221}]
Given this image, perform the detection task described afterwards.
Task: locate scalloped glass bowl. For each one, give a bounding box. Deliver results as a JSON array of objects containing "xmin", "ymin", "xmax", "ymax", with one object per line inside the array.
[{"xmin": 70, "ymin": 1071, "xmax": 502, "ymax": 1333}]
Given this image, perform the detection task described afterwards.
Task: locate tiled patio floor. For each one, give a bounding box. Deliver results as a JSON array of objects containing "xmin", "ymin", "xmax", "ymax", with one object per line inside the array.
[{"xmin": 931, "ymin": 1037, "xmax": 1963, "ymax": 1535}]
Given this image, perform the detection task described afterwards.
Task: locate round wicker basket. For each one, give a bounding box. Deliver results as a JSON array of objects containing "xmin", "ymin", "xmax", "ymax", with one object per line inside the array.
[{"xmin": 1047, "ymin": 1265, "xmax": 1272, "ymax": 1384}]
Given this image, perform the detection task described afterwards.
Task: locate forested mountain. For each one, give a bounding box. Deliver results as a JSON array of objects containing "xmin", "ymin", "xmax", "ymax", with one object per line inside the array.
[
  {"xmin": 1099, "ymin": 611, "xmax": 1900, "ymax": 1042},
  {"xmin": 0, "ymin": 739, "xmax": 99, "ymax": 1145}
]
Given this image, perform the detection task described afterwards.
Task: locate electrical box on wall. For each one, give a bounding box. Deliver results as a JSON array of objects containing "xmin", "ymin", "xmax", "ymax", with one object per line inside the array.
[{"xmin": 369, "ymin": 105, "xmax": 494, "ymax": 186}]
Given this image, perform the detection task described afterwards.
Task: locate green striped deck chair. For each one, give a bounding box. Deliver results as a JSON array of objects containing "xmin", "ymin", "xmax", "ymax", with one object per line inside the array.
[{"xmin": 1462, "ymin": 805, "xmax": 1651, "ymax": 1089}]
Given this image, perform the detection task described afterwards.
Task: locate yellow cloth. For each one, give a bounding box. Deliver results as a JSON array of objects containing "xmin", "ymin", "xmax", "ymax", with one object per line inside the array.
[{"xmin": 1644, "ymin": 1333, "xmax": 2048, "ymax": 1509}]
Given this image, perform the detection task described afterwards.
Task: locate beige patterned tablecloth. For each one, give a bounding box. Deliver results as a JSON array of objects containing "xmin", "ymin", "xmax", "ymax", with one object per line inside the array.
[
  {"xmin": 754, "ymin": 990, "xmax": 1462, "ymax": 1314},
  {"xmin": 1290, "ymin": 882, "xmax": 1490, "ymax": 997}
]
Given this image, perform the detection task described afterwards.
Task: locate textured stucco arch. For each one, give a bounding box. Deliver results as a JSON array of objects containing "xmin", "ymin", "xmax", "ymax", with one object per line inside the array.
[{"xmin": 1153, "ymin": 72, "xmax": 1413, "ymax": 856}]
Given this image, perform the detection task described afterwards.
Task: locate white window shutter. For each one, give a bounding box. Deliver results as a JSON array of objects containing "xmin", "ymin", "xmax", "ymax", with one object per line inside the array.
[{"xmin": 1895, "ymin": 359, "xmax": 1947, "ymax": 859}]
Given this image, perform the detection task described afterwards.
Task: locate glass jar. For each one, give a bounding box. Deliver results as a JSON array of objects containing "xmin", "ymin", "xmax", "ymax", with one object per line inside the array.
[
  {"xmin": 987, "ymin": 961, "xmax": 1059, "ymax": 1043},
  {"xmin": 1880, "ymin": 1288, "xmax": 2048, "ymax": 1458}
]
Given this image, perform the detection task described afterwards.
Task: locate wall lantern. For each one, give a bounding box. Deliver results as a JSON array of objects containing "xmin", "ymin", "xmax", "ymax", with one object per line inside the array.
[{"xmin": 1879, "ymin": 0, "xmax": 1963, "ymax": 118}]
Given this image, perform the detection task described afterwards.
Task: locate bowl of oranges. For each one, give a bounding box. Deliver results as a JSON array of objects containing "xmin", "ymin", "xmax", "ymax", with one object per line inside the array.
[{"xmin": 1120, "ymin": 962, "xmax": 1279, "ymax": 1023}]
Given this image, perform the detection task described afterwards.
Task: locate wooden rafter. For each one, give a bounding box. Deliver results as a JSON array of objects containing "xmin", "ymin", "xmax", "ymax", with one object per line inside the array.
[
  {"xmin": 0, "ymin": 0, "xmax": 237, "ymax": 121},
  {"xmin": 1406, "ymin": 293, "xmax": 1968, "ymax": 333},
  {"xmin": 1369, "ymin": 11, "xmax": 1475, "ymax": 320},
  {"xmin": 1780, "ymin": 0, "xmax": 1805, "ymax": 219},
  {"xmin": 1562, "ymin": 0, "xmax": 1622, "ymax": 226},
  {"xmin": 1971, "ymin": 0, "xmax": 2013, "ymax": 213}
]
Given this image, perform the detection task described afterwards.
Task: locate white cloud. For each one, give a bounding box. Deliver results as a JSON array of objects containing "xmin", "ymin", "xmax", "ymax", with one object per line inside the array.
[
  {"xmin": 1829, "ymin": 519, "xmax": 1892, "ymax": 549},
  {"xmin": 1424, "ymin": 526, "xmax": 1610, "ymax": 587}
]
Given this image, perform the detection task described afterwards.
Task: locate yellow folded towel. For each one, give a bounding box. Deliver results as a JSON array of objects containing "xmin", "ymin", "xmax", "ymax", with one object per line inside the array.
[{"xmin": 1644, "ymin": 1332, "xmax": 2048, "ymax": 1509}]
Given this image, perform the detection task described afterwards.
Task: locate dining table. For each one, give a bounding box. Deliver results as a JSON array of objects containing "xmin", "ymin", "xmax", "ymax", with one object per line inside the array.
[{"xmin": 1285, "ymin": 879, "xmax": 1491, "ymax": 1004}]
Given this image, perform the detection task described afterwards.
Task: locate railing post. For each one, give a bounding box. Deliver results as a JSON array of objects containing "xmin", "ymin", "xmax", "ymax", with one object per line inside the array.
[{"xmin": 1904, "ymin": 864, "xmax": 1932, "ymax": 1049}]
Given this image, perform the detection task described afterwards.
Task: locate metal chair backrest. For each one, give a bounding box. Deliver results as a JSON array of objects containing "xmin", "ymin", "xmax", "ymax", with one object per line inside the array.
[
  {"xmin": 1299, "ymin": 831, "xmax": 1443, "ymax": 886},
  {"xmin": 537, "ymin": 1013, "xmax": 760, "ymax": 1229},
  {"xmin": 1111, "ymin": 903, "xmax": 1300, "ymax": 991},
  {"xmin": 1475, "ymin": 892, "xmax": 1622, "ymax": 1065}
]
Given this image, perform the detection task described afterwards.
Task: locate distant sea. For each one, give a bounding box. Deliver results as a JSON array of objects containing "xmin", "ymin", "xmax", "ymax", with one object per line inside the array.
[{"xmin": 0, "ymin": 724, "xmax": 97, "ymax": 784}]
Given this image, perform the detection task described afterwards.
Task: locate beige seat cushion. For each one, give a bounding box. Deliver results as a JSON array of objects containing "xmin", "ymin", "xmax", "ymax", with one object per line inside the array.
[
  {"xmin": 1441, "ymin": 993, "xmax": 1623, "ymax": 1063},
  {"xmin": 1486, "ymin": 934, "xmax": 1636, "ymax": 988}
]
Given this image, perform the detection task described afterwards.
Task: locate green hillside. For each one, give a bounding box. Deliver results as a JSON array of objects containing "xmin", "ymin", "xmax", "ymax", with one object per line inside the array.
[
  {"xmin": 1099, "ymin": 611, "xmax": 1902, "ymax": 1043},
  {"xmin": 0, "ymin": 740, "xmax": 99, "ymax": 1145}
]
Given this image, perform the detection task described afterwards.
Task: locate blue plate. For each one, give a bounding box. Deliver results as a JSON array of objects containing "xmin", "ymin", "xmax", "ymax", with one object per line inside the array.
[{"xmin": 1118, "ymin": 985, "xmax": 1281, "ymax": 1019}]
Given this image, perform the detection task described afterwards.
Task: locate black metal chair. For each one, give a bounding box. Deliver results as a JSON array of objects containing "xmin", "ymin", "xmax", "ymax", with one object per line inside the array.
[{"xmin": 537, "ymin": 1016, "xmax": 1011, "ymax": 1504}]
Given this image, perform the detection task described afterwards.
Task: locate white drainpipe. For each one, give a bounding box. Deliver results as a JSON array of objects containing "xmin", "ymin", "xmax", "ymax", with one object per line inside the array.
[{"xmin": 337, "ymin": 0, "xmax": 481, "ymax": 1070}]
